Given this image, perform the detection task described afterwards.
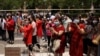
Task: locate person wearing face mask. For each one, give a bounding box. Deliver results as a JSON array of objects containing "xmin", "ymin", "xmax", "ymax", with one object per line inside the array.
[
  {"xmin": 6, "ymin": 15, "xmax": 15, "ymax": 44},
  {"xmin": 63, "ymin": 15, "xmax": 72, "ymax": 47},
  {"xmin": 50, "ymin": 18, "xmax": 66, "ymax": 56},
  {"xmin": 35, "ymin": 15, "xmax": 43, "ymax": 52},
  {"xmin": 18, "ymin": 18, "xmax": 34, "ymax": 56},
  {"xmin": 68, "ymin": 20, "xmax": 85, "ymax": 56},
  {"xmin": 92, "ymin": 18, "xmax": 99, "ymax": 27}
]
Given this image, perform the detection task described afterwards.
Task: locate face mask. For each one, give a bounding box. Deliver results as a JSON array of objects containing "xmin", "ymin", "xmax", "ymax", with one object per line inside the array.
[
  {"xmin": 24, "ymin": 21, "xmax": 29, "ymax": 25},
  {"xmin": 73, "ymin": 19, "xmax": 79, "ymax": 24},
  {"xmin": 54, "ymin": 21, "xmax": 60, "ymax": 26},
  {"xmin": 93, "ymin": 20, "xmax": 97, "ymax": 24},
  {"xmin": 62, "ymin": 19, "xmax": 65, "ymax": 22},
  {"xmin": 48, "ymin": 21, "xmax": 52, "ymax": 24}
]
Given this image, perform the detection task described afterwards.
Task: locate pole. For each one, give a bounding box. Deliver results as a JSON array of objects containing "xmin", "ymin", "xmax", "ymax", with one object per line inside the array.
[{"xmin": 24, "ymin": 0, "xmax": 27, "ymax": 12}]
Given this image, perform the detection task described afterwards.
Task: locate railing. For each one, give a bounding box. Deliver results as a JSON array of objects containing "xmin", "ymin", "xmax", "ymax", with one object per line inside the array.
[{"xmin": 0, "ymin": 9, "xmax": 99, "ymax": 11}]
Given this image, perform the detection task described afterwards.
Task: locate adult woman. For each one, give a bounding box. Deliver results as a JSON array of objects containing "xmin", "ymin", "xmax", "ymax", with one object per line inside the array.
[
  {"xmin": 68, "ymin": 20, "xmax": 85, "ymax": 56},
  {"xmin": 30, "ymin": 15, "xmax": 40, "ymax": 49},
  {"xmin": 46, "ymin": 20, "xmax": 52, "ymax": 48},
  {"xmin": 92, "ymin": 22, "xmax": 99, "ymax": 56},
  {"xmin": 6, "ymin": 15, "xmax": 15, "ymax": 44},
  {"xmin": 50, "ymin": 18, "xmax": 66, "ymax": 56},
  {"xmin": 36, "ymin": 16, "xmax": 43, "ymax": 48},
  {"xmin": 18, "ymin": 18, "xmax": 33, "ymax": 56}
]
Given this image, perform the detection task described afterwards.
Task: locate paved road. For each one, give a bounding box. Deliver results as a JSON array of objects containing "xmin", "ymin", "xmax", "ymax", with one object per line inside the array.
[{"xmin": 0, "ymin": 33, "xmax": 70, "ymax": 56}]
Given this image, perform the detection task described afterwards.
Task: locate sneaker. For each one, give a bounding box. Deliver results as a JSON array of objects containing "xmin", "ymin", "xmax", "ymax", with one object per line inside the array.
[
  {"xmin": 29, "ymin": 52, "xmax": 33, "ymax": 56},
  {"xmin": 8, "ymin": 41, "xmax": 12, "ymax": 44},
  {"xmin": 11, "ymin": 41, "xmax": 14, "ymax": 44},
  {"xmin": 39, "ymin": 47, "xmax": 45, "ymax": 52},
  {"xmin": 7, "ymin": 40, "xmax": 10, "ymax": 43},
  {"xmin": 33, "ymin": 45, "xmax": 40, "ymax": 52}
]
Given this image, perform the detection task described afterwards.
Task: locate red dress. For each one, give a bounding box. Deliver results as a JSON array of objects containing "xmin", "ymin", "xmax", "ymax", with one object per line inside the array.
[
  {"xmin": 36, "ymin": 20, "xmax": 43, "ymax": 38},
  {"xmin": 69, "ymin": 23, "xmax": 85, "ymax": 56},
  {"xmin": 21, "ymin": 24, "xmax": 33, "ymax": 46},
  {"xmin": 53, "ymin": 25, "xmax": 66, "ymax": 53}
]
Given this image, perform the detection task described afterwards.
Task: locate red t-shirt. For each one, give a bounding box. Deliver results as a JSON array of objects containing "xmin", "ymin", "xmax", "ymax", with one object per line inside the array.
[{"xmin": 6, "ymin": 18, "xmax": 15, "ymax": 30}]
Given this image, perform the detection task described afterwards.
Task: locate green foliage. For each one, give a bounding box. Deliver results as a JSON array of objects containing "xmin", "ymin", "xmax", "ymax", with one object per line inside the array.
[
  {"xmin": 0, "ymin": 0, "xmax": 23, "ymax": 9},
  {"xmin": 0, "ymin": 0, "xmax": 99, "ymax": 10}
]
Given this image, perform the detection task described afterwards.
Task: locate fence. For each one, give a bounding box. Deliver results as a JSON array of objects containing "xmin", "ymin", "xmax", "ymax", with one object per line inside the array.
[{"xmin": 0, "ymin": 9, "xmax": 100, "ymax": 17}]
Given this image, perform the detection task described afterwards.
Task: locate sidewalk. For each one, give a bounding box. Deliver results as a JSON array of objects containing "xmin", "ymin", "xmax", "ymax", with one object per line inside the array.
[{"xmin": 0, "ymin": 33, "xmax": 70, "ymax": 56}]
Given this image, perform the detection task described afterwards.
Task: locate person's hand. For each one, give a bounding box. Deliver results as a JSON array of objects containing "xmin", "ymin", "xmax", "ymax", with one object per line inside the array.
[
  {"xmin": 17, "ymin": 22, "xmax": 21, "ymax": 28},
  {"xmin": 50, "ymin": 27, "xmax": 54, "ymax": 31},
  {"xmin": 6, "ymin": 23, "xmax": 8, "ymax": 26}
]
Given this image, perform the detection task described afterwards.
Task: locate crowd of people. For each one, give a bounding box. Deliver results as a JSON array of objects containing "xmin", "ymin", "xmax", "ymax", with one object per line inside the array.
[{"xmin": 0, "ymin": 11, "xmax": 100, "ymax": 56}]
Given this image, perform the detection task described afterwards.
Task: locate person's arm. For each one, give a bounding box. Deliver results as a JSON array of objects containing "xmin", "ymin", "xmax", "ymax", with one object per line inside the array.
[
  {"xmin": 50, "ymin": 27, "xmax": 64, "ymax": 36},
  {"xmin": 32, "ymin": 22, "xmax": 36, "ymax": 29},
  {"xmin": 20, "ymin": 25, "xmax": 32, "ymax": 32},
  {"xmin": 76, "ymin": 24, "xmax": 85, "ymax": 34},
  {"xmin": 67, "ymin": 23, "xmax": 72, "ymax": 32}
]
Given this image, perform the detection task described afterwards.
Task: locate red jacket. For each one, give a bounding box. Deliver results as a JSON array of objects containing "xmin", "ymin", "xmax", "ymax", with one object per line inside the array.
[
  {"xmin": 21, "ymin": 24, "xmax": 33, "ymax": 46},
  {"xmin": 6, "ymin": 18, "xmax": 15, "ymax": 31}
]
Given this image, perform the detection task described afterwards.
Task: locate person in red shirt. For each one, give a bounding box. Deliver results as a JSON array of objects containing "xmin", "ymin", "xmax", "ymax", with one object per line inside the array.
[
  {"xmin": 50, "ymin": 18, "xmax": 66, "ymax": 56},
  {"xmin": 6, "ymin": 15, "xmax": 15, "ymax": 44},
  {"xmin": 18, "ymin": 18, "xmax": 33, "ymax": 56},
  {"xmin": 36, "ymin": 16, "xmax": 43, "ymax": 49},
  {"xmin": 68, "ymin": 21, "xmax": 85, "ymax": 56}
]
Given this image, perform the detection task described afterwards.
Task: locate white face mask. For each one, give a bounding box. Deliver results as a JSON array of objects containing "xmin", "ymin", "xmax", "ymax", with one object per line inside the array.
[
  {"xmin": 48, "ymin": 21, "xmax": 52, "ymax": 24},
  {"xmin": 54, "ymin": 21, "xmax": 60, "ymax": 26},
  {"xmin": 73, "ymin": 19, "xmax": 79, "ymax": 23},
  {"xmin": 24, "ymin": 21, "xmax": 29, "ymax": 25},
  {"xmin": 62, "ymin": 19, "xmax": 65, "ymax": 22},
  {"xmin": 93, "ymin": 20, "xmax": 97, "ymax": 24}
]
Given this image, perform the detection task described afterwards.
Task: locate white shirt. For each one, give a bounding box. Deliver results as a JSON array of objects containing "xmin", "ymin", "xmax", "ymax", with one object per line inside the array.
[
  {"xmin": 32, "ymin": 21, "xmax": 37, "ymax": 36},
  {"xmin": 63, "ymin": 18, "xmax": 72, "ymax": 32},
  {"xmin": 0, "ymin": 19, "xmax": 6, "ymax": 30}
]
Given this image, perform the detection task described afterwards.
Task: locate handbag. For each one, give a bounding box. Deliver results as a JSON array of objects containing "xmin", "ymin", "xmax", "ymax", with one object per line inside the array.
[
  {"xmin": 52, "ymin": 39, "xmax": 61, "ymax": 52},
  {"xmin": 92, "ymin": 34, "xmax": 100, "ymax": 45}
]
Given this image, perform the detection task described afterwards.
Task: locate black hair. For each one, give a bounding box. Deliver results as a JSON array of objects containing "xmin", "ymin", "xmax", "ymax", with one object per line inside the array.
[
  {"xmin": 58, "ymin": 18, "xmax": 63, "ymax": 25},
  {"xmin": 27, "ymin": 18, "xmax": 32, "ymax": 24},
  {"xmin": 6, "ymin": 15, "xmax": 12, "ymax": 18},
  {"xmin": 87, "ymin": 19, "xmax": 92, "ymax": 25},
  {"xmin": 31, "ymin": 15, "xmax": 36, "ymax": 22},
  {"xmin": 79, "ymin": 20, "xmax": 85, "ymax": 24}
]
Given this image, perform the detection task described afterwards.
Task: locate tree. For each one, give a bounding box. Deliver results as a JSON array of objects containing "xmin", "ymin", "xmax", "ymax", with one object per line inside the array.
[
  {"xmin": 0, "ymin": 0, "xmax": 99, "ymax": 10},
  {"xmin": 0, "ymin": 0, "xmax": 23, "ymax": 10}
]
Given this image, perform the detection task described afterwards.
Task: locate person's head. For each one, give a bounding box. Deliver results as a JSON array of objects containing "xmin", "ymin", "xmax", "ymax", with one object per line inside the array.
[
  {"xmin": 31, "ymin": 15, "xmax": 36, "ymax": 22},
  {"xmin": 54, "ymin": 18, "xmax": 63, "ymax": 26},
  {"xmin": 79, "ymin": 20, "xmax": 85, "ymax": 24},
  {"xmin": 73, "ymin": 18, "xmax": 80, "ymax": 24},
  {"xmin": 24, "ymin": 18, "xmax": 31, "ymax": 26},
  {"xmin": 86, "ymin": 19, "xmax": 92, "ymax": 25},
  {"xmin": 7, "ymin": 15, "xmax": 12, "ymax": 19}
]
